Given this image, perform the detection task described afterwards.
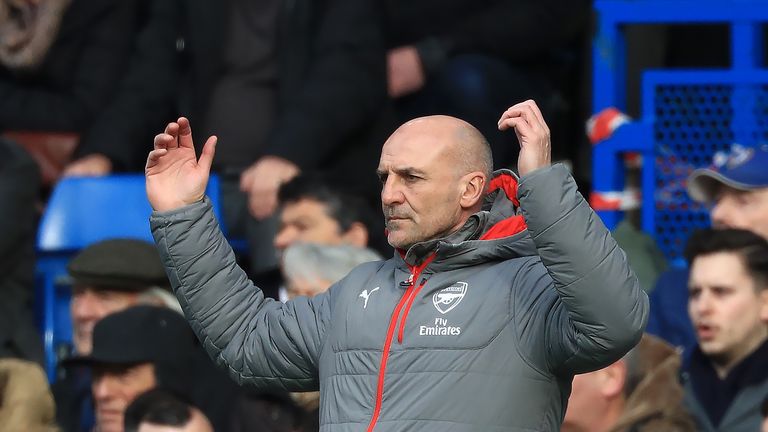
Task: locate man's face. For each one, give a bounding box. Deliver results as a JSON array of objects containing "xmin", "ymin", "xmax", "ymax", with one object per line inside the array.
[
  {"xmin": 562, "ymin": 364, "xmax": 626, "ymax": 432},
  {"xmin": 71, "ymin": 286, "xmax": 140, "ymax": 354},
  {"xmin": 688, "ymin": 252, "xmax": 768, "ymax": 366},
  {"xmin": 92, "ymin": 362, "xmax": 156, "ymax": 432},
  {"xmin": 562, "ymin": 371, "xmax": 606, "ymax": 432},
  {"xmin": 274, "ymin": 199, "xmax": 345, "ymax": 253},
  {"xmin": 377, "ymin": 124, "xmax": 467, "ymax": 249},
  {"xmin": 710, "ymin": 187, "xmax": 768, "ymax": 239}
]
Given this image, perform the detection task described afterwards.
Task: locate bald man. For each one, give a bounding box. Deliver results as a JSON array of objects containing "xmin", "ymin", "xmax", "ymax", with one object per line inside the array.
[{"xmin": 145, "ymin": 100, "xmax": 647, "ymax": 431}]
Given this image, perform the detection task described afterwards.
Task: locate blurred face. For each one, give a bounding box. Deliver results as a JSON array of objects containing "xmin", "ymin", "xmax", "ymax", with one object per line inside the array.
[
  {"xmin": 138, "ymin": 408, "xmax": 214, "ymax": 432},
  {"xmin": 563, "ymin": 372, "xmax": 606, "ymax": 432},
  {"xmin": 688, "ymin": 252, "xmax": 768, "ymax": 371},
  {"xmin": 71, "ymin": 286, "xmax": 140, "ymax": 354},
  {"xmin": 563, "ymin": 363, "xmax": 626, "ymax": 432},
  {"xmin": 285, "ymin": 277, "xmax": 332, "ymax": 300},
  {"xmin": 377, "ymin": 122, "xmax": 471, "ymax": 249},
  {"xmin": 710, "ymin": 187, "xmax": 768, "ymax": 239},
  {"xmin": 274, "ymin": 199, "xmax": 345, "ymax": 253},
  {"xmin": 763, "ymin": 414, "xmax": 768, "ymax": 432},
  {"xmin": 92, "ymin": 363, "xmax": 156, "ymax": 432}
]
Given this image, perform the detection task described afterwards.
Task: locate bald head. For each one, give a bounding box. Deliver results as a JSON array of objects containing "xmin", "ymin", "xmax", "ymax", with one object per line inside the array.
[{"xmin": 389, "ymin": 116, "xmax": 493, "ymax": 181}]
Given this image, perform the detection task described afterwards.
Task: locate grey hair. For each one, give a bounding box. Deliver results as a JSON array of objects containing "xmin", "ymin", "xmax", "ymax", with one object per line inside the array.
[
  {"xmin": 137, "ymin": 287, "xmax": 183, "ymax": 316},
  {"xmin": 283, "ymin": 243, "xmax": 383, "ymax": 286}
]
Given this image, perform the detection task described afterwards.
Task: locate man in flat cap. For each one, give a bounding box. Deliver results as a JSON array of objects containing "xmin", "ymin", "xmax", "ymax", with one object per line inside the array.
[
  {"xmin": 64, "ymin": 306, "xmax": 201, "ymax": 432},
  {"xmin": 67, "ymin": 238, "xmax": 173, "ymax": 355},
  {"xmin": 55, "ymin": 238, "xmax": 174, "ymax": 432}
]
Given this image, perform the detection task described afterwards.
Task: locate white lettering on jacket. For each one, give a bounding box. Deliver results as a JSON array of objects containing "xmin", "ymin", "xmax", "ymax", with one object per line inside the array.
[{"xmin": 419, "ymin": 317, "xmax": 461, "ymax": 336}]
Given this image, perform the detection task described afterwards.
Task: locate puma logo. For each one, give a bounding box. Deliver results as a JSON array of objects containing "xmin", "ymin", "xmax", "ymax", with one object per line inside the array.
[{"xmin": 359, "ymin": 287, "xmax": 380, "ymax": 309}]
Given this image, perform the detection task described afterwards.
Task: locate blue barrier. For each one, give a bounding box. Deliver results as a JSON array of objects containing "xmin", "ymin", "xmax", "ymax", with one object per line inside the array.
[{"xmin": 592, "ymin": 0, "xmax": 768, "ymax": 264}]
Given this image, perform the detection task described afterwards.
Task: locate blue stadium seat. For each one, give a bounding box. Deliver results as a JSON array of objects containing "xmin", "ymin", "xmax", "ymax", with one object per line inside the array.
[{"xmin": 36, "ymin": 174, "xmax": 227, "ymax": 381}]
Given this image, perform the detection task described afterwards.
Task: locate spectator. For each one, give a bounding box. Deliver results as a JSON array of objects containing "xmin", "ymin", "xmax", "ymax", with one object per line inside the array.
[
  {"xmin": 682, "ymin": 228, "xmax": 768, "ymax": 432},
  {"xmin": 63, "ymin": 306, "xmax": 201, "ymax": 432},
  {"xmin": 67, "ymin": 0, "xmax": 392, "ymax": 282},
  {"xmin": 251, "ymin": 174, "xmax": 385, "ymax": 300},
  {"xmin": 124, "ymin": 389, "xmax": 213, "ymax": 432},
  {"xmin": 0, "ymin": 138, "xmax": 43, "ymax": 364},
  {"xmin": 282, "ymin": 242, "xmax": 382, "ymax": 300},
  {"xmin": 563, "ymin": 334, "xmax": 695, "ymax": 432},
  {"xmin": 53, "ymin": 239, "xmax": 175, "ymax": 432},
  {"xmin": 0, "ymin": 0, "xmax": 137, "ymax": 182},
  {"xmin": 65, "ymin": 0, "xmax": 180, "ymax": 176},
  {"xmin": 384, "ymin": 0, "xmax": 591, "ymax": 169},
  {"xmin": 647, "ymin": 144, "xmax": 768, "ymax": 354},
  {"xmin": 275, "ymin": 175, "xmax": 382, "ymax": 256},
  {"xmin": 0, "ymin": 358, "xmax": 58, "ymax": 432},
  {"xmin": 65, "ymin": 239, "xmax": 173, "ymax": 355}
]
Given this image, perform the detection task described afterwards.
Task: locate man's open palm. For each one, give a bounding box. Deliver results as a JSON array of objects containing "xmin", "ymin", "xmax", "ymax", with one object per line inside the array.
[{"xmin": 146, "ymin": 117, "xmax": 216, "ymax": 212}]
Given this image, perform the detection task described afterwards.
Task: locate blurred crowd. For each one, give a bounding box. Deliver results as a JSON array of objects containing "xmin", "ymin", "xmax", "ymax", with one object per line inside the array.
[{"xmin": 1, "ymin": 0, "xmax": 768, "ymax": 431}]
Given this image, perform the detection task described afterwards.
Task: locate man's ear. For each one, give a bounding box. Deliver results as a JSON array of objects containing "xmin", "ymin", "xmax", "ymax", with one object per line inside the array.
[
  {"xmin": 599, "ymin": 361, "xmax": 627, "ymax": 399},
  {"xmin": 342, "ymin": 222, "xmax": 369, "ymax": 248},
  {"xmin": 459, "ymin": 172, "xmax": 486, "ymax": 210}
]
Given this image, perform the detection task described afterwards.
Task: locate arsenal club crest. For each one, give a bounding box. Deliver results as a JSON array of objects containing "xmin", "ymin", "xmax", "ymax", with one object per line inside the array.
[{"xmin": 432, "ymin": 282, "xmax": 468, "ymax": 314}]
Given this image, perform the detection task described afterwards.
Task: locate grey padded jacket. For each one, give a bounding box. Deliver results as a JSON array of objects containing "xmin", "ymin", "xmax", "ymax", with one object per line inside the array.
[{"xmin": 151, "ymin": 164, "xmax": 649, "ymax": 431}]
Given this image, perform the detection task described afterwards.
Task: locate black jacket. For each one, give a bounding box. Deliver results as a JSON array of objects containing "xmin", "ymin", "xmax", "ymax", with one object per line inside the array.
[
  {"xmin": 0, "ymin": 0, "xmax": 136, "ymax": 133},
  {"xmin": 384, "ymin": 0, "xmax": 591, "ymax": 75},
  {"xmin": 0, "ymin": 139, "xmax": 43, "ymax": 364},
  {"xmin": 79, "ymin": 0, "xmax": 391, "ymax": 193}
]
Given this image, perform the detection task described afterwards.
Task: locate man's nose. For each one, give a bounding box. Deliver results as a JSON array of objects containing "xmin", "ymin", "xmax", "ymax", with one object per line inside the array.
[
  {"xmin": 273, "ymin": 227, "xmax": 296, "ymax": 251},
  {"xmin": 72, "ymin": 291, "xmax": 98, "ymax": 320},
  {"xmin": 694, "ymin": 292, "xmax": 713, "ymax": 315},
  {"xmin": 710, "ymin": 198, "xmax": 734, "ymax": 228},
  {"xmin": 381, "ymin": 177, "xmax": 404, "ymax": 206},
  {"xmin": 92, "ymin": 375, "xmax": 114, "ymax": 400}
]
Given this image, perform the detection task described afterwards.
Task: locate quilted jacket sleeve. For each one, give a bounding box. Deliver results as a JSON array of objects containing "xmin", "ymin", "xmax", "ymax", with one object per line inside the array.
[
  {"xmin": 515, "ymin": 164, "xmax": 648, "ymax": 375},
  {"xmin": 150, "ymin": 198, "xmax": 330, "ymax": 391}
]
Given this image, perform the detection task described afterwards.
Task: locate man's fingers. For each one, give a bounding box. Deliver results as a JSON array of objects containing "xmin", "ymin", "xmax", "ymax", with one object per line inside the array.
[
  {"xmin": 498, "ymin": 105, "xmax": 546, "ymax": 135},
  {"xmin": 154, "ymin": 133, "xmax": 175, "ymax": 150},
  {"xmin": 145, "ymin": 148, "xmax": 168, "ymax": 170},
  {"xmin": 521, "ymin": 100, "xmax": 549, "ymax": 135},
  {"xmin": 177, "ymin": 117, "xmax": 195, "ymax": 149},
  {"xmin": 499, "ymin": 118, "xmax": 532, "ymax": 143},
  {"xmin": 498, "ymin": 100, "xmax": 548, "ymax": 131},
  {"xmin": 163, "ymin": 122, "xmax": 180, "ymax": 148},
  {"xmin": 198, "ymin": 136, "xmax": 217, "ymax": 174}
]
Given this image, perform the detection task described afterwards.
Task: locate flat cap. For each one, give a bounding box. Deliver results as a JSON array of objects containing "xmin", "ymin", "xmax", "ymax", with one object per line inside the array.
[{"xmin": 67, "ymin": 239, "xmax": 169, "ymax": 291}]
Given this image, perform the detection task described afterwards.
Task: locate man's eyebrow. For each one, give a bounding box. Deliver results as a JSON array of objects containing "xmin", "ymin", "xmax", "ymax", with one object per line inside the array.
[{"xmin": 377, "ymin": 167, "xmax": 427, "ymax": 177}]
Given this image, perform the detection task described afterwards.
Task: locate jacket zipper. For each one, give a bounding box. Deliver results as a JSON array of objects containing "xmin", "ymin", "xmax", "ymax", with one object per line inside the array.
[{"xmin": 366, "ymin": 254, "xmax": 435, "ymax": 432}]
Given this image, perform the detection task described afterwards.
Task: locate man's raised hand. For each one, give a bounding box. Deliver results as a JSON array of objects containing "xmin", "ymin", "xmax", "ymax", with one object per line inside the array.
[
  {"xmin": 497, "ymin": 100, "xmax": 551, "ymax": 177},
  {"xmin": 146, "ymin": 117, "xmax": 216, "ymax": 212}
]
